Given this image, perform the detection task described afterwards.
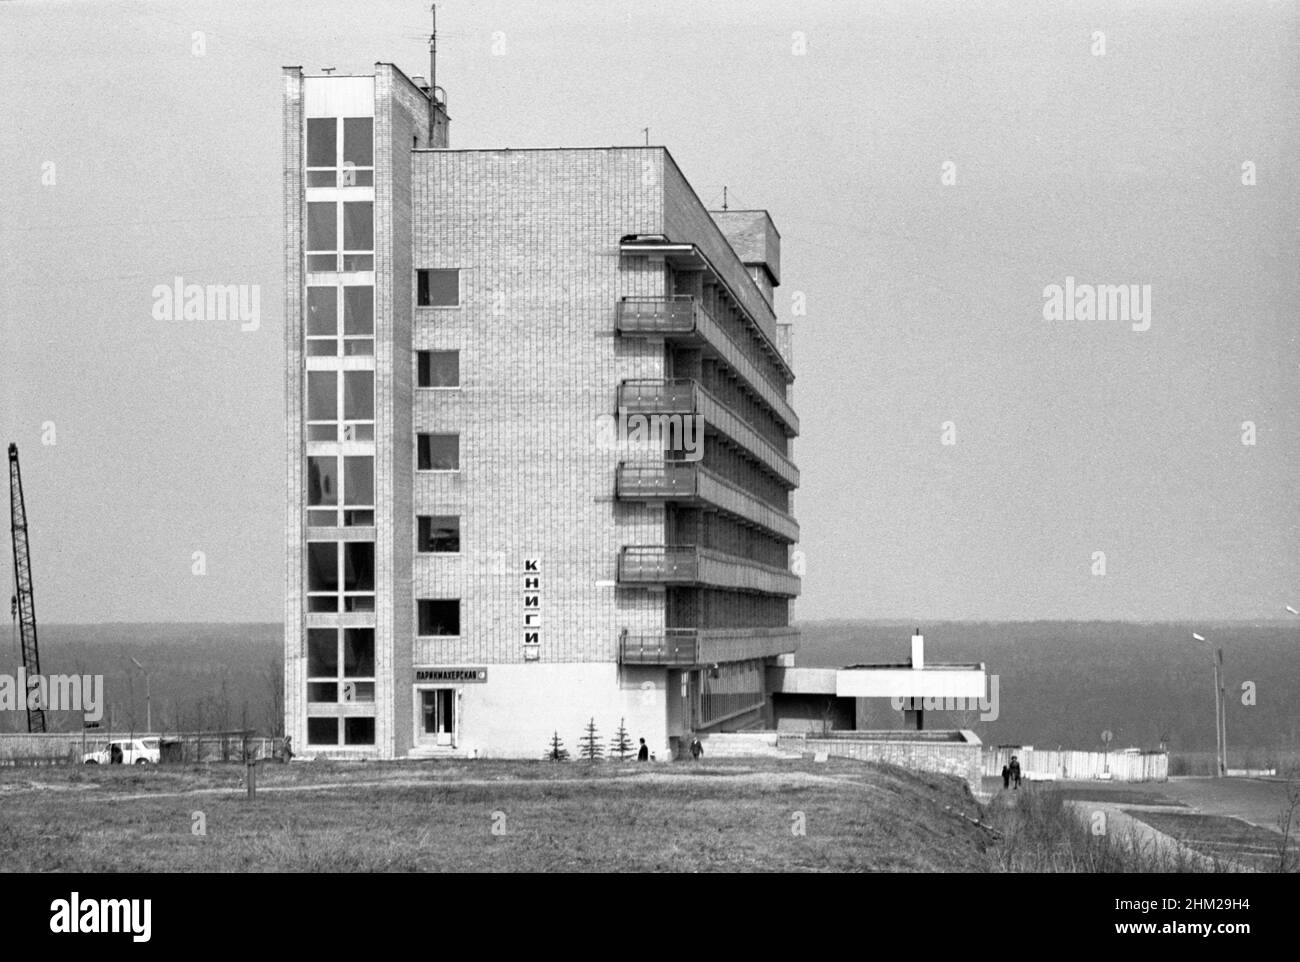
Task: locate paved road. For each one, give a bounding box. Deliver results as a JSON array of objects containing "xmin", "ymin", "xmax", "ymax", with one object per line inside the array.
[{"xmin": 1161, "ymin": 777, "xmax": 1293, "ymax": 833}]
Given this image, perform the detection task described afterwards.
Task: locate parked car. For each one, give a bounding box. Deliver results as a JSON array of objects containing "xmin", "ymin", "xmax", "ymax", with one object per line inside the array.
[{"xmin": 82, "ymin": 738, "xmax": 161, "ymax": 765}]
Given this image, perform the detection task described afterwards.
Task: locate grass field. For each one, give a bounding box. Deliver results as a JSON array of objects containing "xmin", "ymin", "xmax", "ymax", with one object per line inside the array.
[
  {"xmin": 0, "ymin": 757, "xmax": 996, "ymax": 872},
  {"xmin": 6, "ymin": 757, "xmax": 1283, "ymax": 872}
]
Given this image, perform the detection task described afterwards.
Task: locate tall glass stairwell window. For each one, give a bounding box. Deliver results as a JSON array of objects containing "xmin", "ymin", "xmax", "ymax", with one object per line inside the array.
[
  {"xmin": 306, "ymin": 116, "xmax": 374, "ymax": 188},
  {"xmin": 305, "ymin": 453, "xmax": 374, "ymax": 528},
  {"xmin": 306, "ymin": 200, "xmax": 373, "ymax": 273},
  {"xmin": 305, "ymin": 285, "xmax": 374, "ymax": 357}
]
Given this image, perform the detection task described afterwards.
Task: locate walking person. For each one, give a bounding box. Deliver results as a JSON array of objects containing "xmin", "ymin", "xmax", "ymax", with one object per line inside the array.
[
  {"xmin": 1001, "ymin": 762, "xmax": 1011, "ymax": 789},
  {"xmin": 1010, "ymin": 755, "xmax": 1022, "ymax": 790},
  {"xmin": 637, "ymin": 737, "xmax": 649, "ymax": 762},
  {"xmin": 690, "ymin": 736, "xmax": 703, "ymax": 761}
]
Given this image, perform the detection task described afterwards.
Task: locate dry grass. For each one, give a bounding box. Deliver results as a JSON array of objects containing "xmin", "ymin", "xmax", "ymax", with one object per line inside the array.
[
  {"xmin": 0, "ymin": 757, "xmax": 997, "ymax": 872},
  {"xmin": 984, "ymin": 785, "xmax": 1236, "ymax": 872}
]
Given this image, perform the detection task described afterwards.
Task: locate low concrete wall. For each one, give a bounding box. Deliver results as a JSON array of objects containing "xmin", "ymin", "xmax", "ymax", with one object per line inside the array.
[{"xmin": 778, "ymin": 730, "xmax": 983, "ymax": 793}]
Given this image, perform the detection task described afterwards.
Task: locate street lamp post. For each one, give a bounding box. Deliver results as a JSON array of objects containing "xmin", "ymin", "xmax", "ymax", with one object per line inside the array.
[
  {"xmin": 1192, "ymin": 633, "xmax": 1223, "ymax": 777},
  {"xmin": 130, "ymin": 657, "xmax": 152, "ymax": 734}
]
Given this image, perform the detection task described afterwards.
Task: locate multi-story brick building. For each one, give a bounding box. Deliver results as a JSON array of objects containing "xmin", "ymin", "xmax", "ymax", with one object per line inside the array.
[{"xmin": 282, "ymin": 63, "xmax": 800, "ymax": 759}]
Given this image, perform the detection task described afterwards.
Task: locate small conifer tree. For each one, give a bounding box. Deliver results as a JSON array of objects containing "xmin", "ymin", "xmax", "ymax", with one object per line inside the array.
[
  {"xmin": 578, "ymin": 717, "xmax": 604, "ymax": 761},
  {"xmin": 544, "ymin": 730, "xmax": 569, "ymax": 761},
  {"xmin": 610, "ymin": 717, "xmax": 634, "ymax": 761}
]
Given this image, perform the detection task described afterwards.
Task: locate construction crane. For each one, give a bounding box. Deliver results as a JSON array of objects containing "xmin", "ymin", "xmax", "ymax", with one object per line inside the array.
[{"xmin": 8, "ymin": 443, "xmax": 45, "ymax": 733}]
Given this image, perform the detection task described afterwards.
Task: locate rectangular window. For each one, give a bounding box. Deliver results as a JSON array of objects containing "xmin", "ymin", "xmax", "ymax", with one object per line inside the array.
[
  {"xmin": 342, "ymin": 370, "xmax": 374, "ymax": 422},
  {"xmin": 307, "ymin": 542, "xmax": 339, "ymax": 593},
  {"xmin": 417, "ymin": 433, "xmax": 459, "ymax": 471},
  {"xmin": 416, "ymin": 269, "xmax": 460, "ymax": 307},
  {"xmin": 306, "ymin": 371, "xmax": 337, "ymax": 424},
  {"xmin": 343, "ymin": 456, "xmax": 374, "ymax": 506},
  {"xmin": 342, "ymin": 118, "xmax": 373, "ymax": 168},
  {"xmin": 307, "ymin": 456, "xmax": 339, "ymax": 506},
  {"xmin": 417, "ymin": 515, "xmax": 460, "ymax": 553},
  {"xmin": 306, "ymin": 118, "xmax": 336, "ymax": 169},
  {"xmin": 306, "ymin": 287, "xmax": 337, "ymax": 336},
  {"xmin": 344, "ymin": 717, "xmax": 375, "ymax": 745},
  {"xmin": 307, "ymin": 682, "xmax": 338, "ymax": 703},
  {"xmin": 307, "ymin": 628, "xmax": 339, "ymax": 676},
  {"xmin": 343, "ymin": 201, "xmax": 372, "ymax": 252},
  {"xmin": 417, "ymin": 350, "xmax": 459, "ymax": 388},
  {"xmin": 418, "ymin": 599, "xmax": 461, "ymax": 636},
  {"xmin": 342, "ymin": 542, "xmax": 375, "ymax": 593},
  {"xmin": 343, "ymin": 628, "xmax": 375, "ymax": 677},
  {"xmin": 307, "ymin": 717, "xmax": 339, "ymax": 746},
  {"xmin": 343, "ymin": 286, "xmax": 373, "ymax": 335},
  {"xmin": 307, "ymin": 202, "xmax": 337, "ymax": 253}
]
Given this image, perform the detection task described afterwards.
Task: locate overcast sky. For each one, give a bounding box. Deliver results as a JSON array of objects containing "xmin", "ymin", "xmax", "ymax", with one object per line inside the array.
[{"xmin": 1, "ymin": 0, "xmax": 1297, "ymax": 623}]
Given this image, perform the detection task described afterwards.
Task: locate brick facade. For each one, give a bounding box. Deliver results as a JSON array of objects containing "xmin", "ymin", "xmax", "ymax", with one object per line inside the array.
[{"xmin": 284, "ymin": 70, "xmax": 800, "ymax": 759}]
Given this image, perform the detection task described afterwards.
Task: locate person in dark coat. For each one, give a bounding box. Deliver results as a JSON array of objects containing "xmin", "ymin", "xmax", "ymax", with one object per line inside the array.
[
  {"xmin": 1001, "ymin": 763, "xmax": 1011, "ymax": 789},
  {"xmin": 1010, "ymin": 755, "xmax": 1022, "ymax": 789},
  {"xmin": 690, "ymin": 736, "xmax": 703, "ymax": 760},
  {"xmin": 637, "ymin": 738, "xmax": 649, "ymax": 762}
]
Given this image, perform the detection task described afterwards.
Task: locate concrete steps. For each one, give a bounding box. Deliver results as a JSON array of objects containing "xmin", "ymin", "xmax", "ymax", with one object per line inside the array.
[{"xmin": 406, "ymin": 746, "xmax": 471, "ymax": 760}]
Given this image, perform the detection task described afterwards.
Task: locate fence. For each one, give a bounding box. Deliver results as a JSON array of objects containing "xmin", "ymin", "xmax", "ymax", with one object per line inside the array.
[
  {"xmin": 0, "ymin": 730, "xmax": 284, "ymax": 767},
  {"xmin": 983, "ymin": 746, "xmax": 1168, "ymax": 782}
]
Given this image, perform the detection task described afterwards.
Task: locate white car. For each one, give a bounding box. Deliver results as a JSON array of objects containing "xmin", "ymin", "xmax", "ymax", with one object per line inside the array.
[{"xmin": 82, "ymin": 738, "xmax": 161, "ymax": 765}]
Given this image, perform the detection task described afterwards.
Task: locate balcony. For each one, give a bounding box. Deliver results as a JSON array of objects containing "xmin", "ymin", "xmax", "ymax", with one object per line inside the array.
[
  {"xmin": 619, "ymin": 626, "xmax": 801, "ymax": 666},
  {"xmin": 616, "ymin": 297, "xmax": 799, "ymax": 436},
  {"xmin": 618, "ymin": 379, "xmax": 800, "ymax": 489},
  {"xmin": 618, "ymin": 545, "xmax": 801, "ymax": 597},
  {"xmin": 616, "ymin": 461, "xmax": 800, "ymax": 543}
]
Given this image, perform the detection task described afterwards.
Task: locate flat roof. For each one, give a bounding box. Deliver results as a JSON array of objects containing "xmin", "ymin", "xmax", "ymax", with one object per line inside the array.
[{"xmin": 841, "ymin": 662, "xmax": 986, "ymax": 671}]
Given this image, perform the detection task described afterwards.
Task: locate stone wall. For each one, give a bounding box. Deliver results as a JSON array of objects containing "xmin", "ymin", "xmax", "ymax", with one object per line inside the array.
[{"xmin": 779, "ymin": 730, "xmax": 983, "ymax": 793}]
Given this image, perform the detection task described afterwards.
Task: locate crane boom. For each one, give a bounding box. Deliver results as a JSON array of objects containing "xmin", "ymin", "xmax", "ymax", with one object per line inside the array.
[{"xmin": 8, "ymin": 443, "xmax": 45, "ymax": 733}]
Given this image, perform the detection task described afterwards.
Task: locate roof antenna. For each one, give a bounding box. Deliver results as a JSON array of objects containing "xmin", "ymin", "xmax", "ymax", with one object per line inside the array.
[{"xmin": 429, "ymin": 3, "xmax": 437, "ymax": 91}]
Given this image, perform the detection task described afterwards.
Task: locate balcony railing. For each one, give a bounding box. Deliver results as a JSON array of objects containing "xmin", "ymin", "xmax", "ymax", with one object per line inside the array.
[
  {"xmin": 616, "ymin": 461, "xmax": 800, "ymax": 543},
  {"xmin": 618, "ymin": 379, "xmax": 800, "ymax": 489},
  {"xmin": 620, "ymin": 629, "xmax": 701, "ymax": 665},
  {"xmin": 618, "ymin": 545, "xmax": 801, "ymax": 597},
  {"xmin": 619, "ymin": 627, "xmax": 801, "ymax": 666},
  {"xmin": 617, "ymin": 297, "xmax": 799, "ymax": 436}
]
